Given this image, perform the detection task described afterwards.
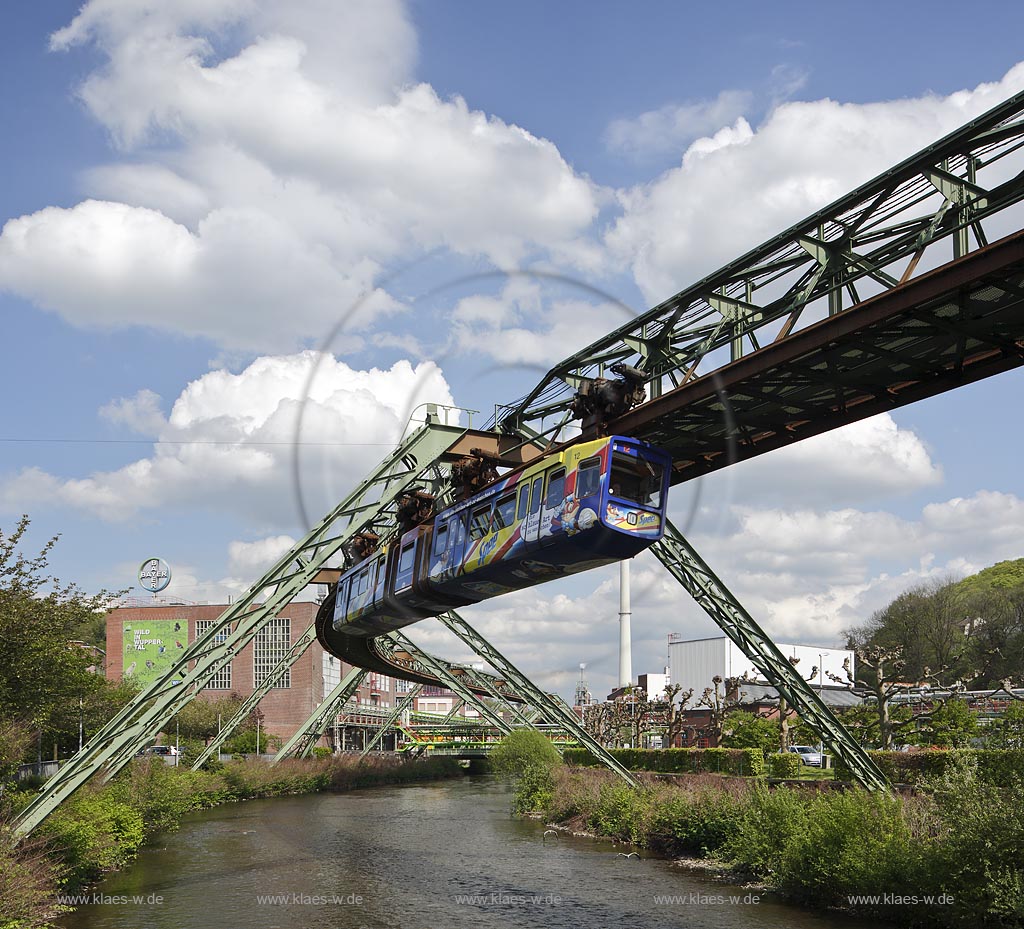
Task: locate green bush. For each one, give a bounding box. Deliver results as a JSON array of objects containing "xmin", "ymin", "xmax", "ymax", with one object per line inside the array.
[
  {"xmin": 647, "ymin": 784, "xmax": 746, "ymax": 855},
  {"xmin": 38, "ymin": 791, "xmax": 145, "ymax": 888},
  {"xmin": 562, "ymin": 747, "xmax": 764, "ymax": 776},
  {"xmin": 774, "ymin": 790, "xmax": 923, "ymax": 910},
  {"xmin": 767, "ymin": 752, "xmax": 804, "ymax": 779},
  {"xmin": 721, "ymin": 784, "xmax": 809, "ymax": 877},
  {"xmin": 834, "ymin": 748, "xmax": 1024, "ymax": 787},
  {"xmin": 490, "ymin": 730, "xmax": 561, "ymax": 777},
  {"xmin": 920, "ymin": 755, "xmax": 1024, "ymax": 925}
]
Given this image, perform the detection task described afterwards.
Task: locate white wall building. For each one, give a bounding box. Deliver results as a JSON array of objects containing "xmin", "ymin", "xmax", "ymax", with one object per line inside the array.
[
  {"xmin": 667, "ymin": 636, "xmax": 853, "ymax": 697},
  {"xmin": 637, "ymin": 671, "xmax": 670, "ymax": 701}
]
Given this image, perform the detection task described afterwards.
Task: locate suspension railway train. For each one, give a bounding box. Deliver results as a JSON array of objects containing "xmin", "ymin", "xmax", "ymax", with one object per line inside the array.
[{"xmin": 317, "ymin": 435, "xmax": 671, "ymax": 653}]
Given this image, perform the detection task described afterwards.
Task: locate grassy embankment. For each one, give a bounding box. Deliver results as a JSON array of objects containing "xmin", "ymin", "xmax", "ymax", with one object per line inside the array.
[
  {"xmin": 0, "ymin": 754, "xmax": 462, "ymax": 929},
  {"xmin": 519, "ymin": 751, "xmax": 1024, "ymax": 929}
]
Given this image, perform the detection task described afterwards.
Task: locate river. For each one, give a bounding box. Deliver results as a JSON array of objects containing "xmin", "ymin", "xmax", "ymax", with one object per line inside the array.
[{"xmin": 59, "ymin": 775, "xmax": 874, "ymax": 929}]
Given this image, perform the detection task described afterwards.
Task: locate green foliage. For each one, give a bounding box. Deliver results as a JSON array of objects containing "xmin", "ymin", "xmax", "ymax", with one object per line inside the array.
[
  {"xmin": 647, "ymin": 784, "xmax": 746, "ymax": 855},
  {"xmin": 774, "ymin": 790, "xmax": 921, "ymax": 910},
  {"xmin": 921, "ymin": 755, "xmax": 1024, "ymax": 924},
  {"xmin": 222, "ymin": 728, "xmax": 281, "ymax": 755},
  {"xmin": 721, "ymin": 784, "xmax": 810, "ymax": 877},
  {"xmin": 0, "ymin": 517, "xmax": 128, "ymax": 769},
  {"xmin": 37, "ymin": 790, "xmax": 145, "ymax": 888},
  {"xmin": 562, "ymin": 746, "xmax": 764, "ymax": 776},
  {"xmin": 766, "ymin": 752, "xmax": 804, "ymax": 778},
  {"xmin": 985, "ymin": 701, "xmax": 1024, "ymax": 749},
  {"xmin": 489, "ymin": 729, "xmax": 561, "ymax": 777},
  {"xmin": 721, "ymin": 711, "xmax": 778, "ymax": 756},
  {"xmin": 311, "ymin": 746, "xmax": 332, "ymax": 758},
  {"xmin": 540, "ymin": 756, "xmax": 1024, "ymax": 928},
  {"xmin": 918, "ymin": 699, "xmax": 978, "ymax": 748},
  {"xmin": 512, "ymin": 764, "xmax": 556, "ymax": 814},
  {"xmin": 834, "ymin": 748, "xmax": 1024, "ymax": 786}
]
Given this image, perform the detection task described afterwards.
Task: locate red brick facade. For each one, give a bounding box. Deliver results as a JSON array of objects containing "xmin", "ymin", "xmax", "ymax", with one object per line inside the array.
[{"xmin": 105, "ymin": 602, "xmax": 330, "ymax": 743}]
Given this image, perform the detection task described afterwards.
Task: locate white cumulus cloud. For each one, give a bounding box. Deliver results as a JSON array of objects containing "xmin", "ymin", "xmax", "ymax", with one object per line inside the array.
[{"xmin": 0, "ymin": 352, "xmax": 456, "ymax": 525}]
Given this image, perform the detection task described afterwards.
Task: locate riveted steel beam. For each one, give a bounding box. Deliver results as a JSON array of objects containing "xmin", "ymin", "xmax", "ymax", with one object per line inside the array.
[
  {"xmin": 494, "ymin": 90, "xmax": 1024, "ymax": 439},
  {"xmin": 651, "ymin": 520, "xmax": 889, "ymax": 791},
  {"xmin": 273, "ymin": 667, "xmax": 369, "ymax": 761}
]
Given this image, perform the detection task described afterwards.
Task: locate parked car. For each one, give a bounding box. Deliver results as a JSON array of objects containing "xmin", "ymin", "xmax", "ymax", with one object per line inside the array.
[
  {"xmin": 787, "ymin": 745, "xmax": 824, "ymax": 767},
  {"xmin": 135, "ymin": 745, "xmax": 179, "ymax": 757}
]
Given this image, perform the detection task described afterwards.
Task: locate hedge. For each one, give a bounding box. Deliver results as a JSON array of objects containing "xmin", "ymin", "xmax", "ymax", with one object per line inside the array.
[
  {"xmin": 766, "ymin": 752, "xmax": 804, "ymax": 779},
  {"xmin": 563, "ymin": 747, "xmax": 765, "ymax": 777},
  {"xmin": 834, "ymin": 748, "xmax": 1024, "ymax": 786}
]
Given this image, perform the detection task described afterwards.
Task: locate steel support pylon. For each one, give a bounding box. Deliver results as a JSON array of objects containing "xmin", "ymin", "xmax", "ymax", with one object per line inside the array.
[
  {"xmin": 391, "ymin": 632, "xmax": 513, "ymax": 733},
  {"xmin": 651, "ymin": 519, "xmax": 889, "ymax": 791},
  {"xmin": 434, "ymin": 611, "xmax": 638, "ymax": 787},
  {"xmin": 273, "ymin": 667, "xmax": 369, "ymax": 761},
  {"xmin": 12, "ymin": 419, "xmax": 467, "ymax": 837},
  {"xmin": 191, "ymin": 622, "xmax": 319, "ymax": 769},
  {"xmin": 360, "ymin": 685, "xmax": 423, "ymax": 757}
]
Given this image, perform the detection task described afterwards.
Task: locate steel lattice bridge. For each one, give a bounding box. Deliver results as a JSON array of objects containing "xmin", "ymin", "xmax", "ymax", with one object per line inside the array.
[{"xmin": 14, "ymin": 90, "xmax": 1024, "ymax": 836}]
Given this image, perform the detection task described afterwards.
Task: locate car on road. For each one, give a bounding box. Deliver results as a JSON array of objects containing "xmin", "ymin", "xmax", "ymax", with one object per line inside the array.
[{"xmin": 787, "ymin": 745, "xmax": 824, "ymax": 767}]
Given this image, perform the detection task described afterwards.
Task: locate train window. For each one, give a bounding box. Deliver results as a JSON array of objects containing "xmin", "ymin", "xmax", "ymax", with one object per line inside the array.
[
  {"xmin": 433, "ymin": 523, "xmax": 448, "ymax": 555},
  {"xmin": 492, "ymin": 493, "xmax": 517, "ymax": 531},
  {"xmin": 529, "ymin": 477, "xmax": 543, "ymax": 515},
  {"xmin": 545, "ymin": 468, "xmax": 566, "ymax": 508},
  {"xmin": 577, "ymin": 457, "xmax": 601, "ymax": 498},
  {"xmin": 610, "ymin": 452, "xmax": 665, "ymax": 507},
  {"xmin": 469, "ymin": 504, "xmax": 491, "ymax": 539},
  {"xmin": 399, "ymin": 541, "xmax": 415, "ymax": 574},
  {"xmin": 356, "ymin": 568, "xmax": 369, "ymax": 595},
  {"xmin": 516, "ymin": 484, "xmax": 530, "ymax": 520}
]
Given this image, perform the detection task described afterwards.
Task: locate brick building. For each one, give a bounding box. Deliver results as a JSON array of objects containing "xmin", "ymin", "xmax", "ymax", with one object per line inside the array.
[{"xmin": 105, "ymin": 600, "xmax": 401, "ymax": 746}]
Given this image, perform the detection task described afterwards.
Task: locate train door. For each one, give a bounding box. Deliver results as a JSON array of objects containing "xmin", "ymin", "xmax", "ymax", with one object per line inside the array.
[
  {"xmin": 538, "ymin": 465, "xmax": 566, "ymax": 548},
  {"xmin": 520, "ymin": 473, "xmax": 545, "ymax": 548}
]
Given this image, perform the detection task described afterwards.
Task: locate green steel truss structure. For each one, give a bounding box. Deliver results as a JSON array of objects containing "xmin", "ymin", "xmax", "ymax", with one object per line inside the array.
[
  {"xmin": 493, "ymin": 90, "xmax": 1024, "ymax": 442},
  {"xmin": 12, "ymin": 418, "xmax": 467, "ymax": 837},
  {"xmin": 191, "ymin": 621, "xmax": 319, "ymax": 769},
  {"xmin": 273, "ymin": 667, "xmax": 369, "ymax": 761},
  {"xmin": 652, "ymin": 521, "xmax": 888, "ymax": 791}
]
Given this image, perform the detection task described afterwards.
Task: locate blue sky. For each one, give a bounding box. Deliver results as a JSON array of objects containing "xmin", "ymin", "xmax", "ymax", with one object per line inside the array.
[{"xmin": 2, "ymin": 1, "xmax": 1024, "ymax": 698}]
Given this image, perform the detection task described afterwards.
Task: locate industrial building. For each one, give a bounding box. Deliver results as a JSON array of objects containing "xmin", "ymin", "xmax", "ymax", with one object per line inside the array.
[{"xmin": 668, "ymin": 634, "xmax": 856, "ymax": 701}]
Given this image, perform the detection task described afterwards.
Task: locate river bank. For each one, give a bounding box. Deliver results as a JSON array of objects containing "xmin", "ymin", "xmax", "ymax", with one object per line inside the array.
[
  {"xmin": 1, "ymin": 754, "xmax": 462, "ymax": 929},
  {"xmin": 528, "ymin": 762, "xmax": 1024, "ymax": 929}
]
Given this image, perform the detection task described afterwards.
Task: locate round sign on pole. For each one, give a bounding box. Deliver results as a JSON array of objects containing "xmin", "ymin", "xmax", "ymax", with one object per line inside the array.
[{"xmin": 138, "ymin": 558, "xmax": 171, "ymax": 594}]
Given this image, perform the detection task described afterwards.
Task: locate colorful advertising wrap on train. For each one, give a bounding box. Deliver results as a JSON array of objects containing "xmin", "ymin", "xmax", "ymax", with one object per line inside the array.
[{"xmin": 605, "ymin": 503, "xmax": 661, "ymax": 533}]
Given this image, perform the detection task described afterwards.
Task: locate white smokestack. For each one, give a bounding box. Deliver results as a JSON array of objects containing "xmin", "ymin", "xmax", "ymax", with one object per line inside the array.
[{"xmin": 618, "ymin": 559, "xmax": 632, "ymax": 688}]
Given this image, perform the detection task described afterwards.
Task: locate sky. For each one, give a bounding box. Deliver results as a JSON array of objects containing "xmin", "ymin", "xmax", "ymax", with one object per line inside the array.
[{"xmin": 2, "ymin": 0, "xmax": 1024, "ymax": 701}]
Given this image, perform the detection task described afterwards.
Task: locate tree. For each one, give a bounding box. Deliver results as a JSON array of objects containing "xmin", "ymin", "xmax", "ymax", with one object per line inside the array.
[
  {"xmin": 695, "ymin": 675, "xmax": 748, "ymax": 745},
  {"xmin": 721, "ymin": 710, "xmax": 778, "ymax": 756},
  {"xmin": 987, "ymin": 699, "xmax": 1024, "ymax": 749},
  {"xmin": 0, "ymin": 516, "xmax": 127, "ymax": 767},
  {"xmin": 916, "ymin": 698, "xmax": 978, "ymax": 748},
  {"xmin": 831, "ymin": 645, "xmax": 920, "ymax": 750},
  {"xmin": 660, "ymin": 683, "xmax": 695, "ymax": 748}
]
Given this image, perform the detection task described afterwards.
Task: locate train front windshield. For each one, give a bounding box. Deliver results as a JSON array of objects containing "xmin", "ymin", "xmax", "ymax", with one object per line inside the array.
[{"xmin": 609, "ymin": 451, "xmax": 665, "ymax": 508}]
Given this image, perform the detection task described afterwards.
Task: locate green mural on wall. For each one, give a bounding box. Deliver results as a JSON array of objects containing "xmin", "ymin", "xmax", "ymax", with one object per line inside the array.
[{"xmin": 122, "ymin": 619, "xmax": 187, "ymax": 686}]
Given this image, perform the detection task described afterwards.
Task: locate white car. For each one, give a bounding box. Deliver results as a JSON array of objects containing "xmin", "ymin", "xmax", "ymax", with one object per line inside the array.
[{"xmin": 787, "ymin": 745, "xmax": 824, "ymax": 767}]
